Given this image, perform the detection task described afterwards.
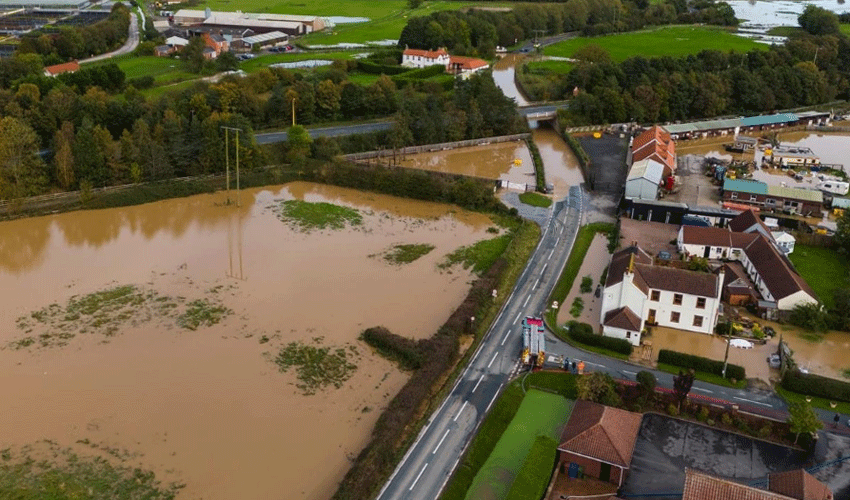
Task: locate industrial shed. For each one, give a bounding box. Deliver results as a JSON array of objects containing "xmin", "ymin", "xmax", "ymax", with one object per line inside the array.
[{"xmin": 625, "ymin": 159, "xmax": 664, "ymax": 201}]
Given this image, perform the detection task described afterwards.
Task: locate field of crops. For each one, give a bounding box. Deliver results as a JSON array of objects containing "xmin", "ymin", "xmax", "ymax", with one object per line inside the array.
[
  {"xmin": 544, "ymin": 25, "xmax": 766, "ymax": 62},
  {"xmin": 463, "ymin": 389, "xmax": 572, "ymax": 500}
]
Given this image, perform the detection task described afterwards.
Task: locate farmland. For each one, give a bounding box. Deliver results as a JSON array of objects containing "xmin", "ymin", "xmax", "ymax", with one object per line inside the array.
[
  {"xmin": 544, "ymin": 26, "xmax": 766, "ymax": 61},
  {"xmin": 788, "ymin": 244, "xmax": 850, "ymax": 310}
]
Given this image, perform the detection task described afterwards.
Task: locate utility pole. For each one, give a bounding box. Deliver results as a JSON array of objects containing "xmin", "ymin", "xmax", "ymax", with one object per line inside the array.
[{"xmin": 221, "ymin": 126, "xmax": 244, "ymax": 207}]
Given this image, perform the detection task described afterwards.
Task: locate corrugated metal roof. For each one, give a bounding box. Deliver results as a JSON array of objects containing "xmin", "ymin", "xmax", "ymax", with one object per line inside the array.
[
  {"xmin": 833, "ymin": 197, "xmax": 850, "ymax": 209},
  {"xmin": 724, "ymin": 179, "xmax": 767, "ymax": 195},
  {"xmin": 766, "ymin": 185, "xmax": 822, "ymax": 202},
  {"xmin": 740, "ymin": 113, "xmax": 797, "ymax": 127},
  {"xmin": 663, "ymin": 117, "xmax": 743, "ymax": 134},
  {"xmin": 241, "ymin": 30, "xmax": 287, "ymax": 44},
  {"xmin": 627, "ymin": 159, "xmax": 664, "ymax": 184}
]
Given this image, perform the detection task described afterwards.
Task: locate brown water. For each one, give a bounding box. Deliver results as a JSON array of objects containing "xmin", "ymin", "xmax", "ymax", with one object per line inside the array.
[
  {"xmin": 0, "ymin": 182, "xmax": 496, "ymax": 500},
  {"xmin": 492, "ymin": 54, "xmax": 529, "ymax": 106},
  {"xmin": 778, "ymin": 131, "xmax": 850, "ymax": 167},
  {"xmin": 399, "ymin": 140, "xmax": 535, "ymax": 185},
  {"xmin": 531, "ymin": 126, "xmax": 585, "ymax": 197}
]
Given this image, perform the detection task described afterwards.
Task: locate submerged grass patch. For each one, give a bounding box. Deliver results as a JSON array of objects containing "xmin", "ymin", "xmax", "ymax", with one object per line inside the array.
[
  {"xmin": 383, "ymin": 243, "xmax": 436, "ymax": 265},
  {"xmin": 518, "ymin": 192, "xmax": 553, "ymax": 208},
  {"xmin": 0, "ymin": 441, "xmax": 184, "ymax": 500},
  {"xmin": 274, "ymin": 339, "xmax": 360, "ymax": 395},
  {"xmin": 276, "ymin": 200, "xmax": 363, "ymax": 231},
  {"xmin": 440, "ymin": 235, "xmax": 512, "ymax": 274},
  {"xmin": 13, "ymin": 284, "xmax": 231, "ymax": 349}
]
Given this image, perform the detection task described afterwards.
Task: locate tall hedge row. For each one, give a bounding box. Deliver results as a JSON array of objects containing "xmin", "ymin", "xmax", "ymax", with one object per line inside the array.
[
  {"xmin": 569, "ymin": 322, "xmax": 633, "ymax": 356},
  {"xmin": 356, "ymin": 60, "xmax": 411, "ymax": 75},
  {"xmin": 658, "ymin": 349, "xmax": 746, "ymax": 381},
  {"xmin": 504, "ymin": 435, "xmax": 558, "ymax": 500},
  {"xmin": 782, "ymin": 369, "xmax": 850, "ymax": 403},
  {"xmin": 361, "ymin": 326, "xmax": 422, "ymax": 371}
]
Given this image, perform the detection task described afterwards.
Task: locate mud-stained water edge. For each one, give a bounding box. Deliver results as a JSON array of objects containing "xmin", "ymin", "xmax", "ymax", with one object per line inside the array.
[{"xmin": 0, "ymin": 182, "xmax": 498, "ymax": 499}]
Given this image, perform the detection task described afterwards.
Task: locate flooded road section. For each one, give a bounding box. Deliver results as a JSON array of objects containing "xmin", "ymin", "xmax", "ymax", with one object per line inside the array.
[
  {"xmin": 399, "ymin": 139, "xmax": 535, "ymax": 185},
  {"xmin": 0, "ymin": 182, "xmax": 495, "ymax": 500},
  {"xmin": 531, "ymin": 125, "xmax": 585, "ymax": 197},
  {"xmin": 492, "ymin": 54, "xmax": 529, "ymax": 106}
]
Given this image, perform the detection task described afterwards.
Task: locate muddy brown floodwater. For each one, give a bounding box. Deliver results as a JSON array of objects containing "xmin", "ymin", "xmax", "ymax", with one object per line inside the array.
[
  {"xmin": 399, "ymin": 140, "xmax": 535, "ymax": 185},
  {"xmin": 0, "ymin": 182, "xmax": 496, "ymax": 500},
  {"xmin": 492, "ymin": 54, "xmax": 529, "ymax": 106},
  {"xmin": 531, "ymin": 125, "xmax": 585, "ymax": 197}
]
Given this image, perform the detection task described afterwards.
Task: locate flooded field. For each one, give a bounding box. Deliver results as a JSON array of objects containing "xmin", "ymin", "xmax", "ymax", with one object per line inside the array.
[
  {"xmin": 399, "ymin": 139, "xmax": 535, "ymax": 185},
  {"xmin": 0, "ymin": 182, "xmax": 498, "ymax": 499},
  {"xmin": 777, "ymin": 131, "xmax": 850, "ymax": 168},
  {"xmin": 531, "ymin": 125, "xmax": 585, "ymax": 198}
]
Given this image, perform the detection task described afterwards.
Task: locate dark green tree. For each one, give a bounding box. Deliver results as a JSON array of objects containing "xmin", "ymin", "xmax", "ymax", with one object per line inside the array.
[{"xmin": 798, "ymin": 5, "xmax": 840, "ymax": 35}]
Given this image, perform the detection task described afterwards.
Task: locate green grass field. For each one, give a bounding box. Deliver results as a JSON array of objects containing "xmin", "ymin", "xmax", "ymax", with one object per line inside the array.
[
  {"xmin": 117, "ymin": 56, "xmax": 196, "ymax": 83},
  {"xmin": 525, "ymin": 59, "xmax": 574, "ymax": 75},
  {"xmin": 788, "ymin": 244, "xmax": 850, "ymax": 309},
  {"xmin": 504, "ymin": 435, "xmax": 558, "ymax": 500},
  {"xmin": 238, "ymin": 51, "xmax": 358, "ymax": 71},
  {"xmin": 464, "ymin": 390, "xmax": 572, "ymax": 500},
  {"xmin": 544, "ymin": 26, "xmax": 766, "ymax": 62}
]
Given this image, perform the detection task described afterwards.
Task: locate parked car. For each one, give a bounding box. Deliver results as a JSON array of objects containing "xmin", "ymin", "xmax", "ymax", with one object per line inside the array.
[
  {"xmin": 284, "ymin": 45, "xmax": 294, "ymax": 52},
  {"xmin": 767, "ymin": 353, "xmax": 780, "ymax": 369}
]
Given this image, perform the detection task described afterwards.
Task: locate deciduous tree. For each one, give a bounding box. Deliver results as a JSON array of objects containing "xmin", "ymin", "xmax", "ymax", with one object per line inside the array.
[
  {"xmin": 0, "ymin": 116, "xmax": 47, "ymax": 200},
  {"xmin": 787, "ymin": 401, "xmax": 822, "ymax": 444}
]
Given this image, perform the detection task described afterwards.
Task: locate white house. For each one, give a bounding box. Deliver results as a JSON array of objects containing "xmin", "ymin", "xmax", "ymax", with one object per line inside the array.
[
  {"xmin": 678, "ymin": 213, "xmax": 817, "ymax": 312},
  {"xmin": 625, "ymin": 159, "xmax": 664, "ymax": 201},
  {"xmin": 772, "ymin": 231, "xmax": 796, "ymax": 255},
  {"xmin": 600, "ymin": 246, "xmax": 723, "ymax": 346},
  {"xmin": 401, "ymin": 48, "xmax": 449, "ymax": 68}
]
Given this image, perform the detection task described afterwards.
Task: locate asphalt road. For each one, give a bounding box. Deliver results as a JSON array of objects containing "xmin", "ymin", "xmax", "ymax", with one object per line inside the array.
[
  {"xmin": 254, "ymin": 121, "xmax": 394, "ymax": 144},
  {"xmin": 80, "ymin": 6, "xmax": 142, "ymax": 64},
  {"xmin": 376, "ymin": 186, "xmax": 584, "ymax": 500}
]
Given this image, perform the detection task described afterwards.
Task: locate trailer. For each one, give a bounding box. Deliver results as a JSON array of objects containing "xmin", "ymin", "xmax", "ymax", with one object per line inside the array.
[{"xmin": 521, "ymin": 317, "xmax": 545, "ymax": 367}]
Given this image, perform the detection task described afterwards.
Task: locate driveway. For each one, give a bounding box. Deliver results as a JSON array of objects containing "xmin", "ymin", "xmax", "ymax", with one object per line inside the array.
[{"xmin": 622, "ymin": 413, "xmax": 850, "ymax": 499}]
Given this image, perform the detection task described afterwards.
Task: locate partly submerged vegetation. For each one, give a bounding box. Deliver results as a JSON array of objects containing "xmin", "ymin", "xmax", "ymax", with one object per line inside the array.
[
  {"xmin": 273, "ymin": 339, "xmax": 360, "ymax": 395},
  {"xmin": 0, "ymin": 441, "xmax": 184, "ymax": 500},
  {"xmin": 13, "ymin": 284, "xmax": 231, "ymax": 349},
  {"xmin": 383, "ymin": 243, "xmax": 436, "ymax": 265},
  {"xmin": 276, "ymin": 200, "xmax": 363, "ymax": 231}
]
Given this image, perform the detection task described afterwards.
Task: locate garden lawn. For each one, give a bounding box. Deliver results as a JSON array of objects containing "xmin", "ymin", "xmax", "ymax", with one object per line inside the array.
[
  {"xmin": 464, "ymin": 390, "xmax": 572, "ymax": 500},
  {"xmin": 788, "ymin": 244, "xmax": 850, "ymax": 309},
  {"xmin": 544, "ymin": 26, "xmax": 765, "ymax": 62}
]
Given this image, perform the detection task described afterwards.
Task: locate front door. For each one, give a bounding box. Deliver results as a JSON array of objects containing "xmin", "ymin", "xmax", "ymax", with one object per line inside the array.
[
  {"xmin": 703, "ymin": 245, "xmax": 710, "ymax": 258},
  {"xmin": 600, "ymin": 462, "xmax": 611, "ymax": 482},
  {"xmin": 648, "ymin": 309, "xmax": 656, "ymax": 324}
]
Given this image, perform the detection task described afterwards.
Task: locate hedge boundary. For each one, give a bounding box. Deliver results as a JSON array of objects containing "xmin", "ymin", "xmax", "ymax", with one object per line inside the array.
[
  {"xmin": 781, "ymin": 369, "xmax": 850, "ymax": 403},
  {"xmin": 504, "ymin": 435, "xmax": 558, "ymax": 500},
  {"xmin": 568, "ymin": 322, "xmax": 633, "ymax": 356},
  {"xmin": 563, "ymin": 132, "xmax": 590, "ymax": 169},
  {"xmin": 525, "ymin": 137, "xmax": 547, "ymax": 193},
  {"xmin": 658, "ymin": 349, "xmax": 746, "ymax": 381}
]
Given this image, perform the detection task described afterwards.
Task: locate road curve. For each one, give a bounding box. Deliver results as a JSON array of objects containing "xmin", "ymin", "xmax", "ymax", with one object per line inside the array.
[
  {"xmin": 80, "ymin": 6, "xmax": 142, "ymax": 64},
  {"xmin": 376, "ymin": 186, "xmax": 584, "ymax": 500},
  {"xmin": 254, "ymin": 121, "xmax": 395, "ymax": 145}
]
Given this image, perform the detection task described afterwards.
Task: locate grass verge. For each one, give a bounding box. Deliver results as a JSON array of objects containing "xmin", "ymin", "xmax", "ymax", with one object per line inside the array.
[
  {"xmin": 656, "ymin": 362, "xmax": 746, "ymax": 389},
  {"xmin": 504, "ymin": 435, "xmax": 558, "ymax": 500},
  {"xmin": 788, "ymin": 244, "xmax": 850, "ymax": 309},
  {"xmin": 776, "ymin": 385, "xmax": 850, "ymax": 416},
  {"xmin": 544, "ymin": 223, "xmax": 622, "ymax": 357},
  {"xmin": 440, "ymin": 372, "xmax": 577, "ymax": 500},
  {"xmin": 518, "ymin": 192, "xmax": 552, "ymax": 208}
]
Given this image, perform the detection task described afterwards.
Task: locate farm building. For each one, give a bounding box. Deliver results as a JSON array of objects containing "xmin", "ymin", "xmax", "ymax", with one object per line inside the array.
[
  {"xmin": 630, "ymin": 126, "xmax": 676, "ymax": 177},
  {"xmin": 557, "ymin": 400, "xmax": 642, "ymax": 487},
  {"xmin": 173, "ymin": 9, "xmax": 322, "ymax": 35},
  {"xmin": 43, "ymin": 59, "xmax": 79, "ymax": 76},
  {"xmin": 231, "ymin": 31, "xmax": 288, "ymax": 51},
  {"xmin": 739, "ymin": 112, "xmax": 798, "ymax": 132},
  {"xmin": 661, "ymin": 112, "xmax": 828, "ymax": 141},
  {"xmin": 625, "ymin": 159, "xmax": 664, "ymax": 201},
  {"xmin": 766, "ymin": 145, "xmax": 820, "ymax": 167},
  {"xmin": 722, "ymin": 179, "xmax": 823, "ymax": 215},
  {"xmin": 3, "ymin": 0, "xmax": 88, "ymax": 7}
]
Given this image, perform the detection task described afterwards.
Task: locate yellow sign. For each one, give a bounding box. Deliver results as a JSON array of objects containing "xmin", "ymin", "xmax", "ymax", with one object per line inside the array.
[
  {"xmin": 513, "ymin": 159, "xmax": 522, "ymax": 166},
  {"xmin": 593, "ymin": 132, "xmax": 602, "ymax": 139}
]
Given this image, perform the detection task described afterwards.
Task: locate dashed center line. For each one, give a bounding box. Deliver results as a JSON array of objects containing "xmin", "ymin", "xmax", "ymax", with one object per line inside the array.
[
  {"xmin": 733, "ymin": 396, "xmax": 773, "ymax": 408},
  {"xmin": 487, "ymin": 352, "xmax": 499, "ymax": 368},
  {"xmin": 433, "ymin": 429, "xmax": 450, "ymax": 454},
  {"xmin": 501, "ymin": 330, "xmax": 510, "ymax": 346},
  {"xmin": 523, "ymin": 295, "xmax": 530, "ymax": 307},
  {"xmin": 472, "ymin": 374, "xmax": 485, "ymax": 393},
  {"xmin": 453, "ymin": 401, "xmax": 467, "ymax": 422},
  {"xmin": 693, "ymin": 387, "xmax": 714, "ymax": 394},
  {"xmin": 513, "ymin": 312, "xmax": 522, "ymax": 324},
  {"xmin": 409, "ymin": 463, "xmax": 428, "ymax": 491}
]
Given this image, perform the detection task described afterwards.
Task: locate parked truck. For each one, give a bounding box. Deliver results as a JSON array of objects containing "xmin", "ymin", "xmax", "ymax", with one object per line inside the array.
[{"xmin": 521, "ymin": 317, "xmax": 545, "ymax": 368}]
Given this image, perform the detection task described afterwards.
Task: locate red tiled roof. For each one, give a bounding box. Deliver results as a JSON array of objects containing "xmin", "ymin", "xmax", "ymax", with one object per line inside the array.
[
  {"xmin": 634, "ymin": 263, "xmax": 719, "ymax": 298},
  {"xmin": 558, "ymin": 400, "xmax": 642, "ymax": 468},
  {"xmin": 603, "ymin": 306, "xmax": 641, "ymax": 331},
  {"xmin": 632, "ymin": 126, "xmax": 676, "ymax": 171},
  {"xmin": 449, "ymin": 55, "xmax": 488, "ymax": 69},
  {"xmin": 768, "ymin": 469, "xmax": 833, "ymax": 500},
  {"xmin": 44, "ymin": 60, "xmax": 80, "ymax": 76},
  {"xmin": 684, "ymin": 469, "xmax": 797, "ymax": 500},
  {"xmin": 403, "ymin": 48, "xmax": 448, "ymax": 59}
]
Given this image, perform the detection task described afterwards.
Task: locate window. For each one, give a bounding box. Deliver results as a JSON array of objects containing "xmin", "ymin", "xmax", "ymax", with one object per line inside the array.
[
  {"xmin": 766, "ymin": 198, "xmax": 775, "ymax": 205},
  {"xmin": 730, "ymin": 192, "xmax": 738, "ymax": 200},
  {"xmin": 626, "ymin": 332, "xmax": 631, "ymax": 339},
  {"xmin": 749, "ymin": 194, "xmax": 758, "ymax": 201},
  {"xmin": 670, "ymin": 311, "xmax": 680, "ymax": 323},
  {"xmin": 651, "ymin": 290, "xmax": 660, "ymax": 301},
  {"xmin": 693, "ymin": 315, "xmax": 704, "ymax": 327},
  {"xmin": 696, "ymin": 297, "xmax": 706, "ymax": 309},
  {"xmin": 673, "ymin": 293, "xmax": 683, "ymax": 305}
]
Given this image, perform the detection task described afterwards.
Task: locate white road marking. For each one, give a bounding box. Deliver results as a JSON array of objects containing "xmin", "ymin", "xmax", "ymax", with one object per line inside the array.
[
  {"xmin": 453, "ymin": 401, "xmax": 467, "ymax": 422},
  {"xmin": 584, "ymin": 361, "xmax": 606, "ymax": 368},
  {"xmin": 409, "ymin": 463, "xmax": 428, "ymax": 491},
  {"xmin": 433, "ymin": 429, "xmax": 450, "ymax": 454},
  {"xmin": 541, "ymin": 264, "xmax": 548, "ymax": 275},
  {"xmin": 496, "ymin": 311, "xmax": 503, "ymax": 324},
  {"xmin": 555, "ymin": 236, "xmax": 561, "ymax": 246},
  {"xmin": 622, "ymin": 370, "xmax": 637, "ymax": 375},
  {"xmin": 533, "ymin": 278, "xmax": 540, "ymax": 289},
  {"xmin": 523, "ymin": 295, "xmax": 530, "ymax": 307},
  {"xmin": 514, "ymin": 312, "xmax": 522, "ymax": 324},
  {"xmin": 734, "ymin": 397, "xmax": 773, "ymax": 408},
  {"xmin": 485, "ymin": 385, "xmax": 501, "ymax": 413},
  {"xmin": 693, "ymin": 387, "xmax": 714, "ymax": 394},
  {"xmin": 472, "ymin": 374, "xmax": 485, "ymax": 393},
  {"xmin": 547, "ymin": 248, "xmax": 554, "ymax": 260},
  {"xmin": 501, "ymin": 330, "xmax": 510, "ymax": 346},
  {"xmin": 488, "ymin": 352, "xmax": 499, "ymax": 369}
]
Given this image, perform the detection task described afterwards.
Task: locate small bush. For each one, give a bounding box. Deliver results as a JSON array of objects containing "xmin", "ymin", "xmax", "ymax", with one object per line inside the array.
[
  {"xmin": 580, "ymin": 276, "xmax": 593, "ymax": 293},
  {"xmin": 667, "ymin": 403, "xmax": 679, "ymax": 416},
  {"xmin": 567, "ymin": 322, "xmax": 633, "ymax": 355},
  {"xmin": 697, "ymin": 406, "xmax": 710, "ymax": 422},
  {"xmin": 706, "ymin": 418, "xmax": 715, "ymax": 426},
  {"xmin": 721, "ymin": 413, "xmax": 733, "ymax": 426},
  {"xmin": 570, "ymin": 297, "xmax": 584, "ymax": 317},
  {"xmin": 658, "ymin": 349, "xmax": 745, "ymax": 381}
]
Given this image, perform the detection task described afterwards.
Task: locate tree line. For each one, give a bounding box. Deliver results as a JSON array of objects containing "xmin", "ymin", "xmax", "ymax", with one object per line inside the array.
[
  {"xmin": 398, "ymin": 0, "xmax": 736, "ymax": 58},
  {"xmin": 555, "ymin": 30, "xmax": 850, "ymax": 125}
]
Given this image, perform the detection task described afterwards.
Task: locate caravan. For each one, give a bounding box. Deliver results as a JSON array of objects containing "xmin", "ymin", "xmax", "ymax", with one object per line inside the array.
[{"xmin": 817, "ymin": 180, "xmax": 850, "ymax": 196}]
